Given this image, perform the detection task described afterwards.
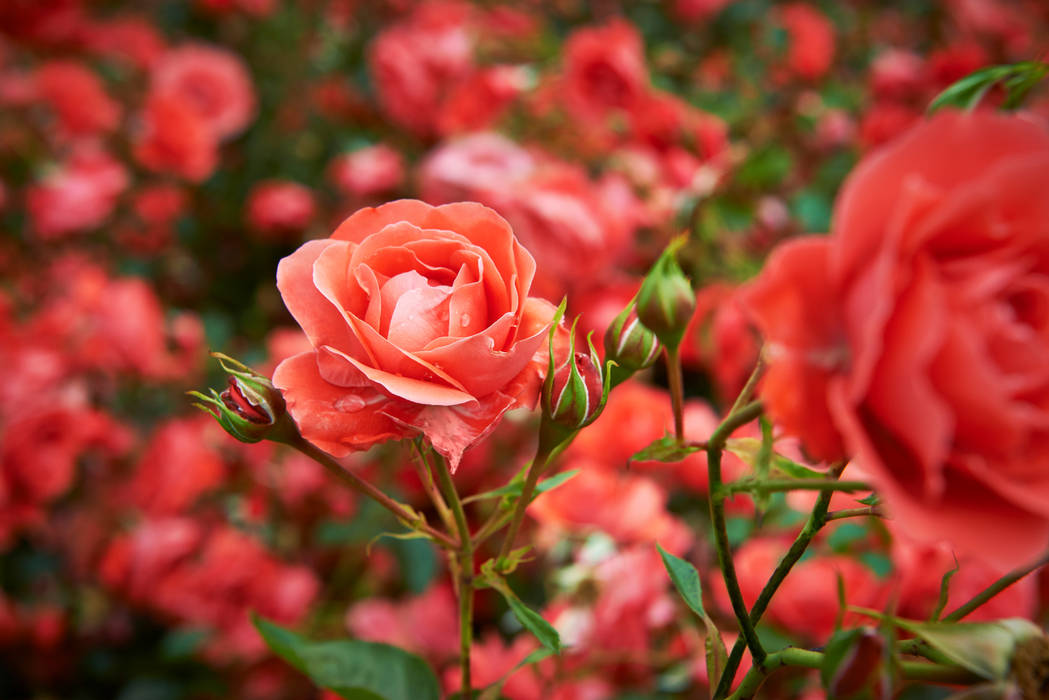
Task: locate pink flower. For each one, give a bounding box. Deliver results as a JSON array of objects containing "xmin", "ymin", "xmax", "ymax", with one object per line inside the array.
[
  {"xmin": 134, "ymin": 92, "xmax": 218, "ymax": 181},
  {"xmin": 152, "ymin": 43, "xmax": 256, "ymax": 140},
  {"xmin": 273, "ymin": 199, "xmax": 557, "ymax": 470},
  {"xmin": 26, "ymin": 146, "xmax": 127, "ymax": 239},
  {"xmin": 742, "ymin": 110, "xmax": 1049, "ymax": 567},
  {"xmin": 246, "ymin": 180, "xmax": 316, "ymax": 237},
  {"xmin": 329, "ymin": 145, "xmax": 405, "ymax": 198}
]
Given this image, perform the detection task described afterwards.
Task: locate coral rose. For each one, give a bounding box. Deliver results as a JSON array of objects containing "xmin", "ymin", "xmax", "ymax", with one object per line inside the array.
[
  {"xmin": 273, "ymin": 199, "xmax": 556, "ymax": 470},
  {"xmin": 743, "ymin": 110, "xmax": 1049, "ymax": 568}
]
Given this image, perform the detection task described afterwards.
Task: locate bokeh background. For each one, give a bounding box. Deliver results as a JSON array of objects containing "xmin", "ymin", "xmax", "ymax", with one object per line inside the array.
[{"xmin": 2, "ymin": 1, "xmax": 1049, "ymax": 698}]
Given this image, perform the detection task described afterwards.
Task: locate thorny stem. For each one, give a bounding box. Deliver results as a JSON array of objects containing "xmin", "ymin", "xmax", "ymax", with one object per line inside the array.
[
  {"xmin": 721, "ymin": 478, "xmax": 871, "ymax": 496},
  {"xmin": 825, "ymin": 506, "xmax": 884, "ymax": 521},
  {"xmin": 435, "ymin": 456, "xmax": 475, "ymax": 700},
  {"xmin": 666, "ymin": 345, "xmax": 686, "ymax": 441},
  {"xmin": 288, "ymin": 436, "xmax": 457, "ymax": 549},
  {"xmin": 714, "ymin": 460, "xmax": 847, "ymax": 699},
  {"xmin": 943, "ymin": 550, "xmax": 1049, "ymax": 622},
  {"xmin": 706, "ymin": 400, "xmax": 766, "ymax": 674}
]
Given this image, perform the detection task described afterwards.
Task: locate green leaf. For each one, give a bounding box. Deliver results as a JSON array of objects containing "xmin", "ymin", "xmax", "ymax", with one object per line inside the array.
[
  {"xmin": 462, "ymin": 469, "xmax": 579, "ymax": 505},
  {"xmin": 930, "ymin": 558, "xmax": 959, "ymax": 621},
  {"xmin": 481, "ymin": 569, "xmax": 561, "ymax": 653},
  {"xmin": 821, "ymin": 628, "xmax": 864, "ymax": 691},
  {"xmin": 928, "ymin": 61, "xmax": 1048, "ymax": 113},
  {"xmin": 850, "ymin": 611, "xmax": 1041, "ymax": 681},
  {"xmin": 656, "ymin": 543, "xmax": 706, "ymax": 618},
  {"xmin": 253, "ymin": 615, "xmax": 440, "ymax": 700},
  {"xmin": 899, "ymin": 618, "xmax": 1042, "ymax": 680},
  {"xmin": 656, "ymin": 544, "xmax": 725, "ymax": 697},
  {"xmin": 631, "ymin": 434, "xmax": 702, "ymax": 463},
  {"xmin": 725, "ymin": 438, "xmax": 824, "ymax": 479},
  {"xmin": 856, "ymin": 493, "xmax": 880, "ymax": 507}
]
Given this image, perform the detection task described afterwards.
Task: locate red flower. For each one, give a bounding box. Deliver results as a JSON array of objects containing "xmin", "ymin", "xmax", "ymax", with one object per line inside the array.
[
  {"xmin": 134, "ymin": 92, "xmax": 218, "ymax": 181},
  {"xmin": 743, "ymin": 110, "xmax": 1049, "ymax": 567},
  {"xmin": 32, "ymin": 60, "xmax": 120, "ymax": 136},
  {"xmin": 26, "ymin": 146, "xmax": 127, "ymax": 239},
  {"xmin": 152, "ymin": 43, "xmax": 256, "ymax": 140},
  {"xmin": 776, "ymin": 3, "xmax": 835, "ymax": 81},
  {"xmin": 273, "ymin": 200, "xmax": 557, "ymax": 470},
  {"xmin": 246, "ymin": 180, "xmax": 316, "ymax": 237},
  {"xmin": 563, "ymin": 18, "xmax": 648, "ymax": 126}
]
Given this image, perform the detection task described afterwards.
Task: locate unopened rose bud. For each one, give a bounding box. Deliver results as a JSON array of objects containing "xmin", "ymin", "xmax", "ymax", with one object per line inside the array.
[
  {"xmin": 190, "ymin": 353, "xmax": 296, "ymax": 444},
  {"xmin": 826, "ymin": 628, "xmax": 886, "ymax": 699},
  {"xmin": 545, "ymin": 347, "xmax": 605, "ymax": 431},
  {"xmin": 637, "ymin": 237, "xmax": 696, "ymax": 351},
  {"xmin": 604, "ymin": 298, "xmax": 661, "ymax": 386}
]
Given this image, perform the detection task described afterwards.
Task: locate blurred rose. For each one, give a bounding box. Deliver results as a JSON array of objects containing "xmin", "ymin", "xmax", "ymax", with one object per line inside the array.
[
  {"xmin": 329, "ymin": 145, "xmax": 405, "ymax": 198},
  {"xmin": 134, "ymin": 92, "xmax": 218, "ymax": 181},
  {"xmin": 153, "ymin": 43, "xmax": 256, "ymax": 140},
  {"xmin": 128, "ymin": 417, "xmax": 225, "ymax": 515},
  {"xmin": 776, "ymin": 3, "xmax": 835, "ymax": 81},
  {"xmin": 563, "ymin": 19, "xmax": 647, "ymax": 127},
  {"xmin": 420, "ymin": 132, "xmax": 535, "ymax": 204},
  {"xmin": 32, "ymin": 60, "xmax": 120, "ymax": 136},
  {"xmin": 743, "ymin": 110, "xmax": 1049, "ymax": 567},
  {"xmin": 368, "ymin": 1, "xmax": 475, "ymax": 135},
  {"xmin": 27, "ymin": 146, "xmax": 127, "ymax": 239},
  {"xmin": 246, "ymin": 180, "xmax": 316, "ymax": 237},
  {"xmin": 274, "ymin": 199, "xmax": 557, "ymax": 469}
]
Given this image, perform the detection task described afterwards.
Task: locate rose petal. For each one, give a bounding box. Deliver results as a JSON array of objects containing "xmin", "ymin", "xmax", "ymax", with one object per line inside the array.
[
  {"xmin": 273, "ymin": 351, "xmax": 406, "ymax": 456},
  {"xmin": 320, "ymin": 345, "xmax": 475, "ymax": 406},
  {"xmin": 384, "ymin": 392, "xmax": 517, "ymax": 472},
  {"xmin": 331, "ymin": 199, "xmax": 436, "ymax": 243},
  {"xmin": 740, "ymin": 237, "xmax": 847, "ymax": 462},
  {"xmin": 862, "ymin": 256, "xmax": 953, "ymax": 495},
  {"xmin": 831, "ymin": 111, "xmax": 1049, "ymax": 284},
  {"xmin": 837, "ymin": 393, "xmax": 1049, "ymax": 569},
  {"xmin": 387, "ymin": 283, "xmax": 453, "ymax": 351},
  {"xmin": 276, "ymin": 239, "xmax": 362, "ymax": 353}
]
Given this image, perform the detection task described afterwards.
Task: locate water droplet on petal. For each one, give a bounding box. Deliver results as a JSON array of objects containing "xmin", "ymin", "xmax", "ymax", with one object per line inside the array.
[
  {"xmin": 460, "ymin": 313, "xmax": 471, "ymax": 327},
  {"xmin": 334, "ymin": 395, "xmax": 367, "ymax": 412}
]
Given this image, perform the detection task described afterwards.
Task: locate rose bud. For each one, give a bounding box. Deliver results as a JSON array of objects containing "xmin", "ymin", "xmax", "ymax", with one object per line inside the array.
[
  {"xmin": 604, "ymin": 297, "xmax": 660, "ymax": 387},
  {"xmin": 636, "ymin": 237, "xmax": 696, "ymax": 351},
  {"xmin": 823, "ymin": 628, "xmax": 887, "ymax": 699},
  {"xmin": 543, "ymin": 317, "xmax": 608, "ymax": 433},
  {"xmin": 189, "ymin": 353, "xmax": 296, "ymax": 444}
]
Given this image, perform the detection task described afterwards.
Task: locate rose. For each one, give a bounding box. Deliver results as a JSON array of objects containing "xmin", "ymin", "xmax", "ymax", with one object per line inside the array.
[
  {"xmin": 273, "ymin": 199, "xmax": 556, "ymax": 470},
  {"xmin": 742, "ymin": 110, "xmax": 1049, "ymax": 567}
]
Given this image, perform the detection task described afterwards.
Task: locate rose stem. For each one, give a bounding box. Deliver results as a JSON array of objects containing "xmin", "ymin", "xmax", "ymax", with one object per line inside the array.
[
  {"xmin": 714, "ymin": 459, "xmax": 847, "ymax": 699},
  {"xmin": 411, "ymin": 441, "xmax": 456, "ymax": 534},
  {"xmin": 824, "ymin": 506, "xmax": 883, "ymax": 521},
  {"xmin": 666, "ymin": 345, "xmax": 686, "ymax": 442},
  {"xmin": 288, "ymin": 436, "xmax": 457, "ymax": 550},
  {"xmin": 706, "ymin": 399, "xmax": 767, "ymax": 678},
  {"xmin": 943, "ymin": 550, "xmax": 1049, "ymax": 622},
  {"xmin": 434, "ymin": 457, "xmax": 475, "ymax": 700},
  {"xmin": 729, "ymin": 355, "xmax": 765, "ymax": 416},
  {"xmin": 722, "ymin": 478, "xmax": 872, "ymax": 495},
  {"xmin": 723, "ymin": 647, "xmax": 982, "ymax": 700},
  {"xmin": 496, "ymin": 440, "xmax": 556, "ymax": 566}
]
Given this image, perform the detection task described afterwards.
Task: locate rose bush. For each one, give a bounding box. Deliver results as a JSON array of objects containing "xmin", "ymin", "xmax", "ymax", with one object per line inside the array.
[
  {"xmin": 273, "ymin": 199, "xmax": 557, "ymax": 470},
  {"xmin": 744, "ymin": 109, "xmax": 1049, "ymax": 567}
]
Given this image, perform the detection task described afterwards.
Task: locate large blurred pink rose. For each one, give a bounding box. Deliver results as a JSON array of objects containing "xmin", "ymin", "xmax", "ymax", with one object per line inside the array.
[
  {"xmin": 743, "ymin": 110, "xmax": 1049, "ymax": 568},
  {"xmin": 274, "ymin": 199, "xmax": 557, "ymax": 470}
]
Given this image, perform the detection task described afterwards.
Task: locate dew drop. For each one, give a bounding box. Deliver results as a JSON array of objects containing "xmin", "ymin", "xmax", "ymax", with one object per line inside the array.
[
  {"xmin": 334, "ymin": 395, "xmax": 367, "ymax": 413},
  {"xmin": 460, "ymin": 313, "xmax": 471, "ymax": 327}
]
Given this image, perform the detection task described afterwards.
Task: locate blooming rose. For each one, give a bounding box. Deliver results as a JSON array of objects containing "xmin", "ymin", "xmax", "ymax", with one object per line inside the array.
[
  {"xmin": 273, "ymin": 199, "xmax": 556, "ymax": 470},
  {"xmin": 743, "ymin": 110, "xmax": 1049, "ymax": 567}
]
